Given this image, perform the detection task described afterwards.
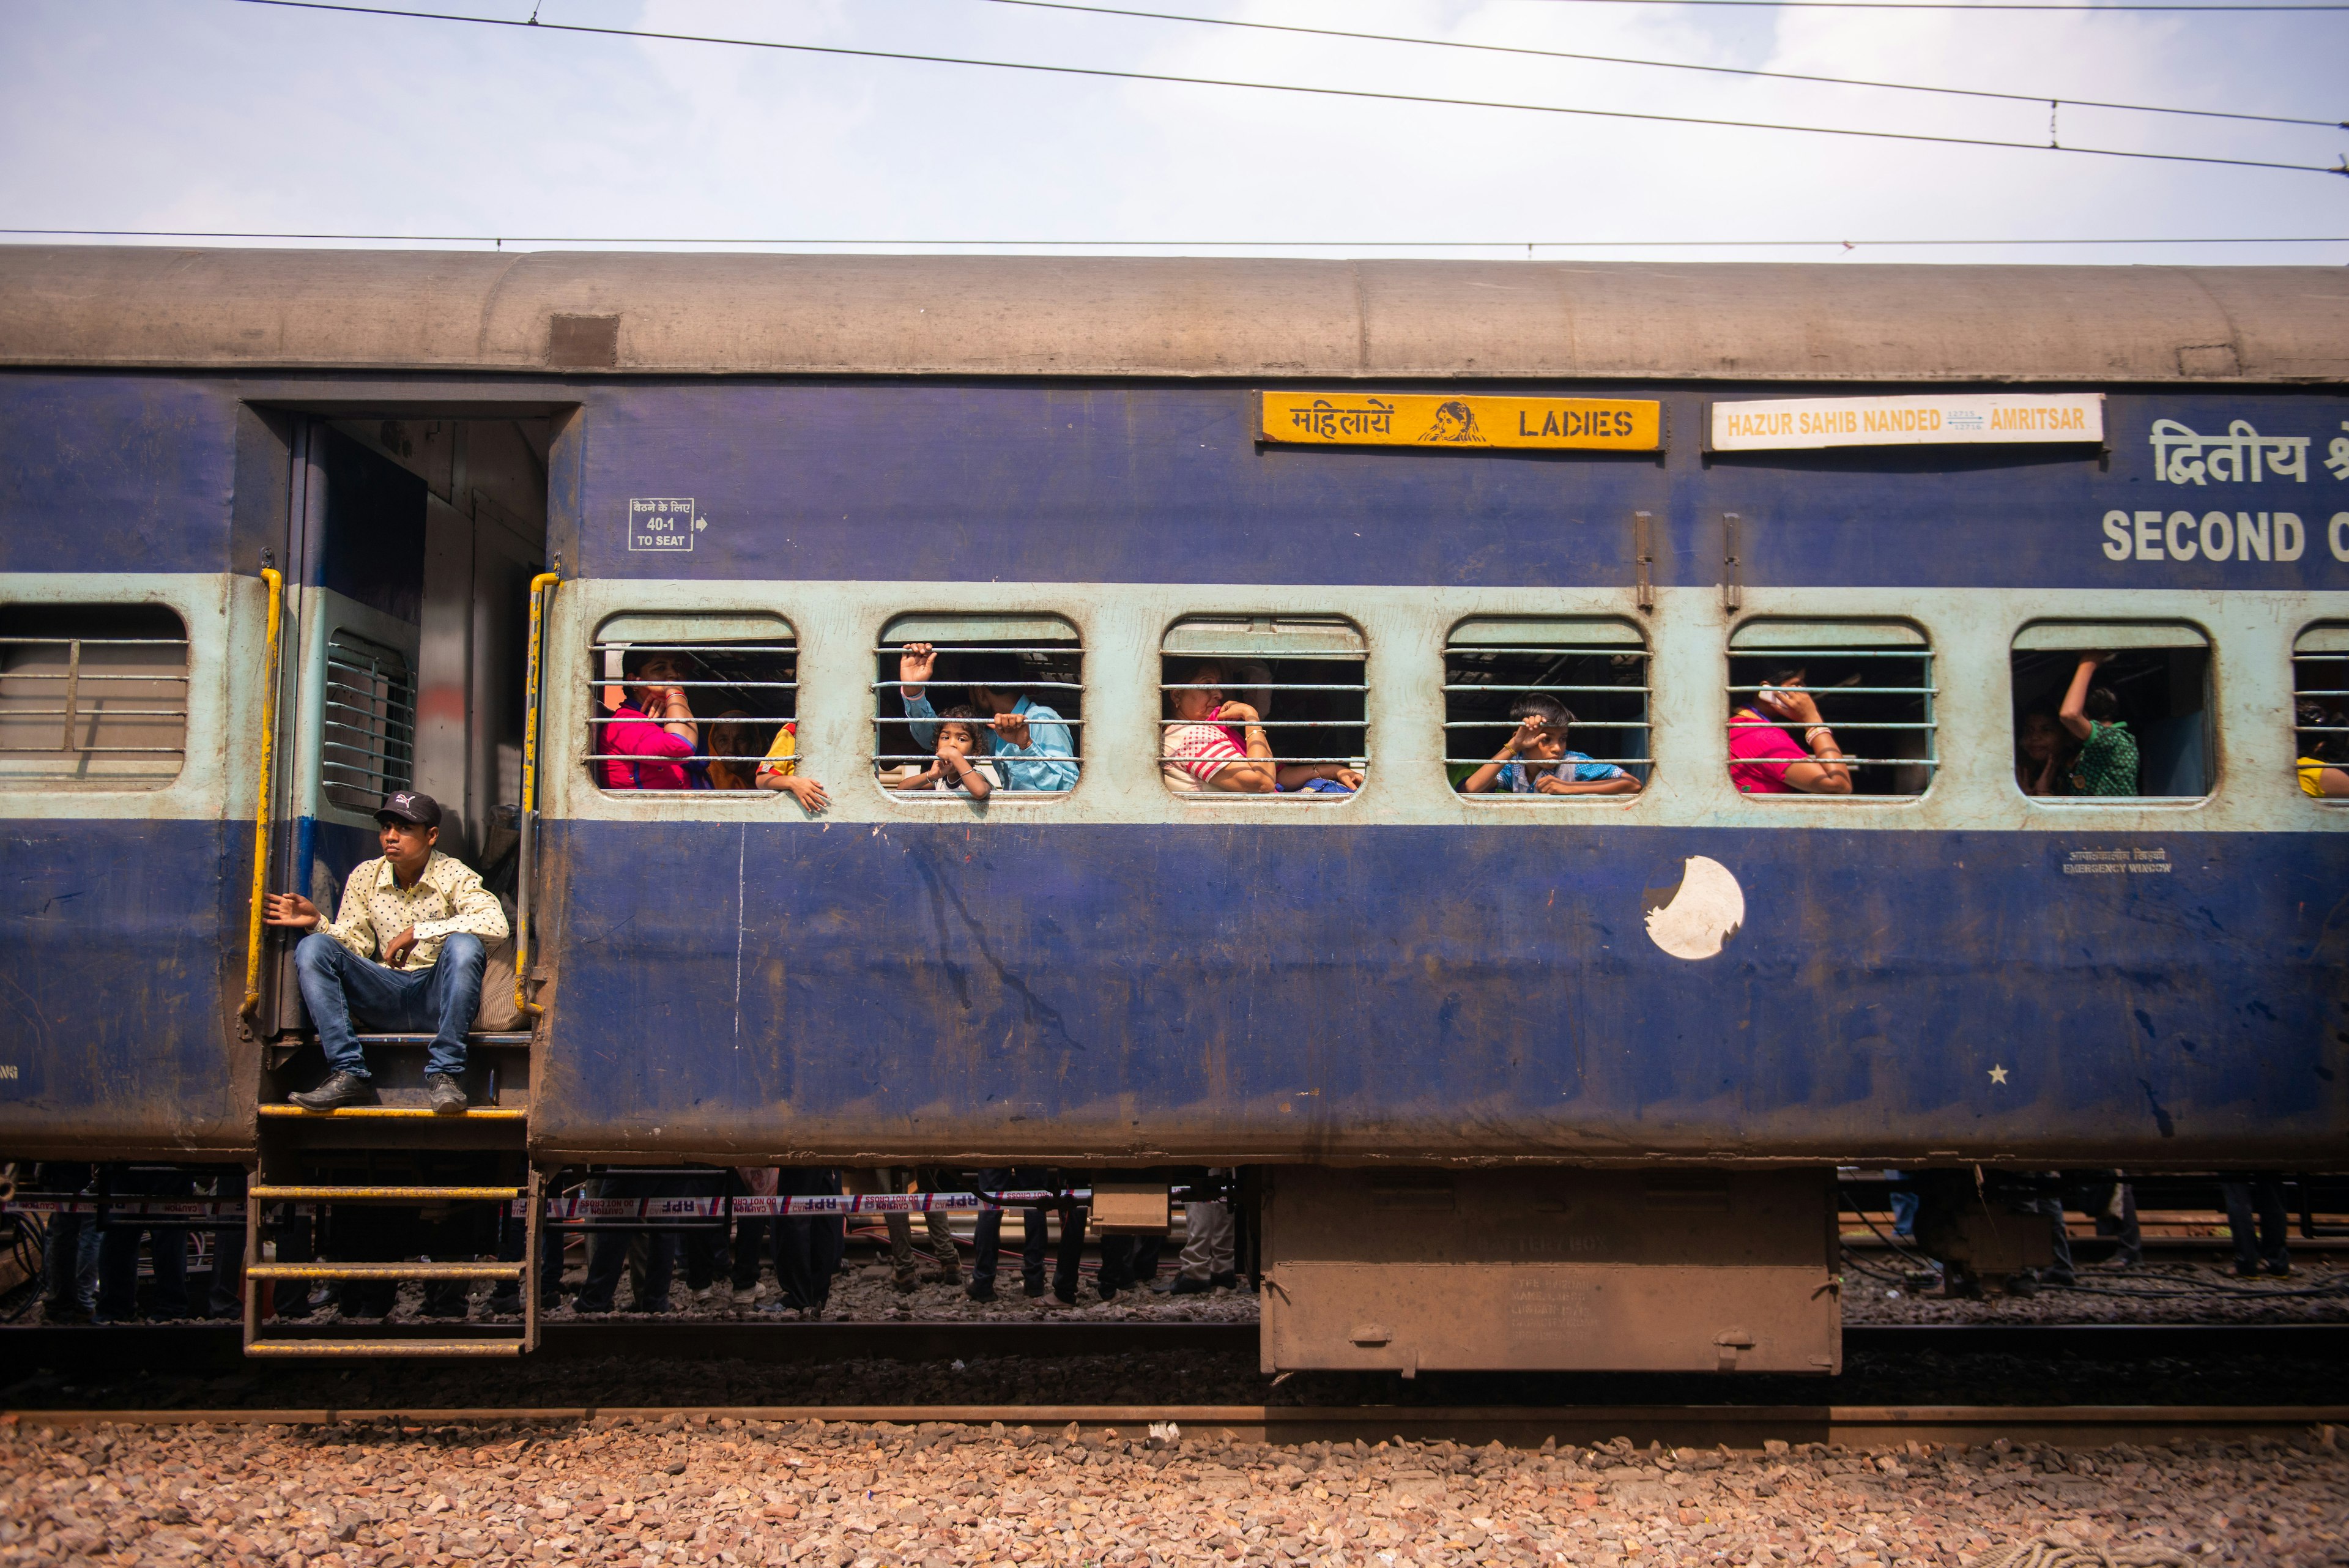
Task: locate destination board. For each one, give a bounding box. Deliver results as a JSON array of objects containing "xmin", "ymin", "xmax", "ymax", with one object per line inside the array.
[
  {"xmin": 1710, "ymin": 393, "xmax": 2104, "ymax": 451},
  {"xmin": 1260, "ymin": 393, "xmax": 1663, "ymax": 451}
]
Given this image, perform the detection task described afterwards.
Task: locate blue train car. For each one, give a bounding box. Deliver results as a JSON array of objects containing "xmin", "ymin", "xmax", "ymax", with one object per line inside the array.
[{"xmin": 2, "ymin": 249, "xmax": 2344, "ymax": 1369}]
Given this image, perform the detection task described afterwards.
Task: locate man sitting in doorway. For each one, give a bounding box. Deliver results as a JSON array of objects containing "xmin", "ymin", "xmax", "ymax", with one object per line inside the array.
[{"xmin": 264, "ymin": 790, "xmax": 510, "ymax": 1113}]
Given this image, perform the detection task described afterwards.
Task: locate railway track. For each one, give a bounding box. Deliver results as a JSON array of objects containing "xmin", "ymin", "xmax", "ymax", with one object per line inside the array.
[
  {"xmin": 9, "ymin": 1400, "xmax": 2345, "ymax": 1449},
  {"xmin": 5, "ymin": 1318, "xmax": 2346, "ymax": 1369}
]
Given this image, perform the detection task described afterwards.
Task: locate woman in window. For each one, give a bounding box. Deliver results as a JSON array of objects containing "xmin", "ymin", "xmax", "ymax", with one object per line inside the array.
[
  {"xmin": 598, "ymin": 647, "xmax": 700, "ymax": 790},
  {"xmin": 1162, "ymin": 660, "xmax": 1277, "ymax": 793},
  {"xmin": 1729, "ymin": 667, "xmax": 1852, "ymax": 795}
]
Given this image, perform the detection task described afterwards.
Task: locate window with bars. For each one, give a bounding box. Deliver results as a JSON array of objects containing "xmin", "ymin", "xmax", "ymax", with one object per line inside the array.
[
  {"xmin": 1159, "ymin": 615, "xmax": 1365, "ymax": 800},
  {"xmin": 321, "ymin": 630, "xmax": 417, "ymax": 812},
  {"xmin": 2295, "ymin": 625, "xmax": 2349, "ymax": 801},
  {"xmin": 588, "ymin": 614, "xmax": 798, "ymax": 794},
  {"xmin": 0, "ymin": 604, "xmax": 190, "ymax": 790},
  {"xmin": 1445, "ymin": 618, "xmax": 1647, "ymax": 799},
  {"xmin": 874, "ymin": 615, "xmax": 1083, "ymax": 798},
  {"xmin": 1727, "ymin": 622, "xmax": 1938, "ymax": 798},
  {"xmin": 2010, "ymin": 623, "xmax": 2211, "ymax": 800}
]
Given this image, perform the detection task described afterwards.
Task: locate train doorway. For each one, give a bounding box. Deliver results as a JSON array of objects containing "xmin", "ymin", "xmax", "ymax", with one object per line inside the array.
[{"xmin": 259, "ymin": 415, "xmax": 551, "ymax": 1035}]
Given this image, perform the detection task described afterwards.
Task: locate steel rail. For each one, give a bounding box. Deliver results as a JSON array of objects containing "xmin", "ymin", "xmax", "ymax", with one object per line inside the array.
[
  {"xmin": 8, "ymin": 1318, "xmax": 2342, "ymax": 1369},
  {"xmin": 11, "ymin": 1402, "xmax": 2345, "ymax": 1447}
]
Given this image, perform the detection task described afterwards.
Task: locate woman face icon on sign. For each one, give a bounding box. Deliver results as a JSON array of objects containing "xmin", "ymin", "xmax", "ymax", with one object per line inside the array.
[{"xmin": 1419, "ymin": 400, "xmax": 1484, "ymax": 444}]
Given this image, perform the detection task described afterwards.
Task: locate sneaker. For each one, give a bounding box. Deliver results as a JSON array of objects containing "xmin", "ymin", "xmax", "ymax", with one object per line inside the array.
[
  {"xmin": 692, "ymin": 1284, "xmax": 718, "ymax": 1307},
  {"xmin": 892, "ymin": 1271, "xmax": 919, "ymax": 1295},
  {"xmin": 1167, "ymin": 1275, "xmax": 1213, "ymax": 1296},
  {"xmin": 732, "ymin": 1284, "xmax": 760, "ymax": 1309},
  {"xmin": 2265, "ymin": 1260, "xmax": 2295, "ymax": 1277},
  {"xmin": 426, "ymin": 1073, "xmax": 468, "ymax": 1115},
  {"xmin": 289, "ymin": 1071, "xmax": 376, "ymax": 1112},
  {"xmin": 966, "ymin": 1280, "xmax": 996, "ymax": 1303},
  {"xmin": 1208, "ymin": 1271, "xmax": 1240, "ymax": 1291}
]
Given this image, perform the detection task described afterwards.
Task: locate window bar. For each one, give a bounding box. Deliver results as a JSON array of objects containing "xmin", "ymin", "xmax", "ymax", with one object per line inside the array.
[{"xmin": 59, "ymin": 638, "xmax": 80, "ymax": 752}]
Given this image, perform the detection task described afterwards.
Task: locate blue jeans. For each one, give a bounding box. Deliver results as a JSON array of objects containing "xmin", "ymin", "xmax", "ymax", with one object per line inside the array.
[{"xmin": 294, "ymin": 931, "xmax": 485, "ymax": 1077}]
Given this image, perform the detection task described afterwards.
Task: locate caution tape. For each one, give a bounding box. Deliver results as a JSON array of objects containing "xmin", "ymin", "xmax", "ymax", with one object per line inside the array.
[
  {"xmin": 6, "ymin": 1198, "xmax": 248, "ymax": 1217},
  {"xmin": 533, "ymin": 1190, "xmax": 1097, "ymax": 1221}
]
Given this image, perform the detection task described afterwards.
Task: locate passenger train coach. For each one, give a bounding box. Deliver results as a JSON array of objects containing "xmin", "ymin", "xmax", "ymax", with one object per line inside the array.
[{"xmin": 2, "ymin": 248, "xmax": 2345, "ymax": 1372}]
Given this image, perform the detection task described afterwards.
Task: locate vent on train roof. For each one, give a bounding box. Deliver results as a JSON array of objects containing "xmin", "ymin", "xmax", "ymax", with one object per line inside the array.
[
  {"xmin": 1731, "ymin": 620, "xmax": 1926, "ymax": 649},
  {"xmin": 2013, "ymin": 622, "xmax": 2208, "ymax": 651},
  {"xmin": 1161, "ymin": 615, "xmax": 1364, "ymax": 658}
]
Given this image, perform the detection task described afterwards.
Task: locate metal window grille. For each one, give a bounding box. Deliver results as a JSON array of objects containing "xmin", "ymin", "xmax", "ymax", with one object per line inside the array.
[
  {"xmin": 1444, "ymin": 619, "xmax": 1649, "ymax": 796},
  {"xmin": 0, "ymin": 605, "xmax": 190, "ymax": 789},
  {"xmin": 1728, "ymin": 623, "xmax": 1939, "ymax": 797},
  {"xmin": 2291, "ymin": 624, "xmax": 2346, "ymax": 801},
  {"xmin": 1159, "ymin": 615, "xmax": 1367, "ymax": 801},
  {"xmin": 873, "ymin": 615, "xmax": 1083, "ymax": 798},
  {"xmin": 587, "ymin": 631, "xmax": 799, "ymax": 793},
  {"xmin": 321, "ymin": 631, "xmax": 417, "ymax": 812}
]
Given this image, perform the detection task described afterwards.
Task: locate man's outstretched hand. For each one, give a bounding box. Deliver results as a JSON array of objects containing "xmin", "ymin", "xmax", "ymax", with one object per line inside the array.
[{"xmin": 264, "ymin": 893, "xmax": 322, "ymax": 929}]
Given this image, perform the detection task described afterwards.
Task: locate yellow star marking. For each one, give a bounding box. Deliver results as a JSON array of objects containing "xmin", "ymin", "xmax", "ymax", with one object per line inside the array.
[{"xmin": 1988, "ymin": 1065, "xmax": 2010, "ymax": 1085}]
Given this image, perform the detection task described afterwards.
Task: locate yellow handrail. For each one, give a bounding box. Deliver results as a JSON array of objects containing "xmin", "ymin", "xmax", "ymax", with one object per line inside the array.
[
  {"xmin": 240, "ymin": 567, "xmax": 285, "ymax": 1022},
  {"xmin": 516, "ymin": 570, "xmax": 560, "ymax": 1017}
]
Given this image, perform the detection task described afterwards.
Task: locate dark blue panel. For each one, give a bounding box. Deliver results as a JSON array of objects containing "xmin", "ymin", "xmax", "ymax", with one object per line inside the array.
[
  {"xmin": 0, "ymin": 374, "xmax": 239, "ymax": 575},
  {"xmin": 571, "ymin": 384, "xmax": 2349, "ymax": 591},
  {"xmin": 0, "ymin": 819, "xmax": 247, "ymax": 1148},
  {"xmin": 314, "ymin": 425, "xmax": 425, "ymax": 622},
  {"xmin": 534, "ymin": 821, "xmax": 2349, "ymax": 1162}
]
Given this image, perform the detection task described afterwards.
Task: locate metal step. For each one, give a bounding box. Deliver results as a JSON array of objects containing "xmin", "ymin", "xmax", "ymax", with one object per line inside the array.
[
  {"xmin": 351, "ymin": 1033, "xmax": 532, "ymax": 1046},
  {"xmin": 245, "ymin": 1261, "xmax": 524, "ymax": 1281},
  {"xmin": 249, "ymin": 1184, "xmax": 522, "ymax": 1202},
  {"xmin": 246, "ymin": 1339, "xmax": 525, "ymax": 1359},
  {"xmin": 258, "ymin": 1104, "xmax": 527, "ymax": 1120}
]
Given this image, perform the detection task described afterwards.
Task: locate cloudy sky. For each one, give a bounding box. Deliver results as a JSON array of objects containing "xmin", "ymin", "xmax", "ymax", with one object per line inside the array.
[{"xmin": 4, "ymin": 0, "xmax": 2345, "ymax": 262}]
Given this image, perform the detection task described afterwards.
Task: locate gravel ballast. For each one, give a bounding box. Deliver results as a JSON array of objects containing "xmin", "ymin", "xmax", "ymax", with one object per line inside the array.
[{"xmin": 5, "ymin": 1415, "xmax": 2344, "ymax": 1568}]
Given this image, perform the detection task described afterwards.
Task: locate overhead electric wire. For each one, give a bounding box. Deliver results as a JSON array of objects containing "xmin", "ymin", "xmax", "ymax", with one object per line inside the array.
[
  {"xmin": 984, "ymin": 0, "xmax": 2347, "ymax": 130},
  {"xmin": 7, "ymin": 228, "xmax": 2348, "ymax": 250},
  {"xmin": 223, "ymin": 0, "xmax": 2349, "ymax": 178},
  {"xmin": 1519, "ymin": 0, "xmax": 2349, "ymax": 10}
]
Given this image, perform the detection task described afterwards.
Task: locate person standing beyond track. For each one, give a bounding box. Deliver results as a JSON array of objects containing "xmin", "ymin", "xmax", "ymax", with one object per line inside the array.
[
  {"xmin": 1729, "ymin": 668, "xmax": 1852, "ymax": 795},
  {"xmin": 773, "ymin": 1167, "xmax": 847, "ymax": 1319},
  {"xmin": 896, "ymin": 642, "xmax": 1078, "ymax": 793},
  {"xmin": 264, "ymin": 790, "xmax": 507, "ymax": 1115},
  {"xmin": 846, "ymin": 1167, "xmax": 962, "ymax": 1293},
  {"xmin": 1157, "ymin": 1171, "xmax": 1239, "ymax": 1296},
  {"xmin": 2220, "ymin": 1173, "xmax": 2293, "ymax": 1277}
]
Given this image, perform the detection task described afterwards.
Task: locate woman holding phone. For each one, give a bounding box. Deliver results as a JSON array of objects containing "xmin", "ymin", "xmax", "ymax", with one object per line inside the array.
[{"xmin": 1729, "ymin": 666, "xmax": 1853, "ymax": 795}]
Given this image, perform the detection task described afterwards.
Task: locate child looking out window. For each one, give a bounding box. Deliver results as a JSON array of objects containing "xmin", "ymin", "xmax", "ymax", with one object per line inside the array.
[
  {"xmin": 886, "ymin": 705, "xmax": 999, "ymax": 798},
  {"xmin": 1460, "ymin": 694, "xmax": 1640, "ymax": 797}
]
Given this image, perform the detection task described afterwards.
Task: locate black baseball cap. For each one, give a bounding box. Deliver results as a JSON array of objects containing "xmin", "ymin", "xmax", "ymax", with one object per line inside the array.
[{"xmin": 377, "ymin": 789, "xmax": 442, "ymax": 828}]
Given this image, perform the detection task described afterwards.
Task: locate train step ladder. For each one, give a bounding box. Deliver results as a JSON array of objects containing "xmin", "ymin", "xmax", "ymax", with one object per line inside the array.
[{"xmin": 245, "ymin": 1031, "xmax": 541, "ymax": 1359}]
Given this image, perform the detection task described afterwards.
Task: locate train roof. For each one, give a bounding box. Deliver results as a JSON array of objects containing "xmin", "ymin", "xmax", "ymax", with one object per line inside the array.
[{"xmin": 1, "ymin": 245, "xmax": 2344, "ymax": 384}]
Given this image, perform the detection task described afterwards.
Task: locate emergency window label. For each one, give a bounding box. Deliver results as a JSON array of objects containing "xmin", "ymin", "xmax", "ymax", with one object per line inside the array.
[
  {"xmin": 2061, "ymin": 847, "xmax": 2172, "ymax": 875},
  {"xmin": 628, "ymin": 497, "xmax": 702, "ymax": 552}
]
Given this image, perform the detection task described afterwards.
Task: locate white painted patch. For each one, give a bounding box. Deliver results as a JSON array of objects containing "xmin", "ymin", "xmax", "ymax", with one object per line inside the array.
[{"xmin": 1644, "ymin": 856, "xmax": 1745, "ymax": 960}]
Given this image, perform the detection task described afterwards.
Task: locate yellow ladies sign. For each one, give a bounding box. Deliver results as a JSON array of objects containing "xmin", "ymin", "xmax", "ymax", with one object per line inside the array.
[{"xmin": 1259, "ymin": 393, "xmax": 1663, "ymax": 450}]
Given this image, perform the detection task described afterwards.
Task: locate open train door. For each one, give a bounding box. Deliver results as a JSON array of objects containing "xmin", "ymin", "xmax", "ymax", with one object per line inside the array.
[{"xmin": 240, "ymin": 414, "xmax": 554, "ymax": 1359}]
